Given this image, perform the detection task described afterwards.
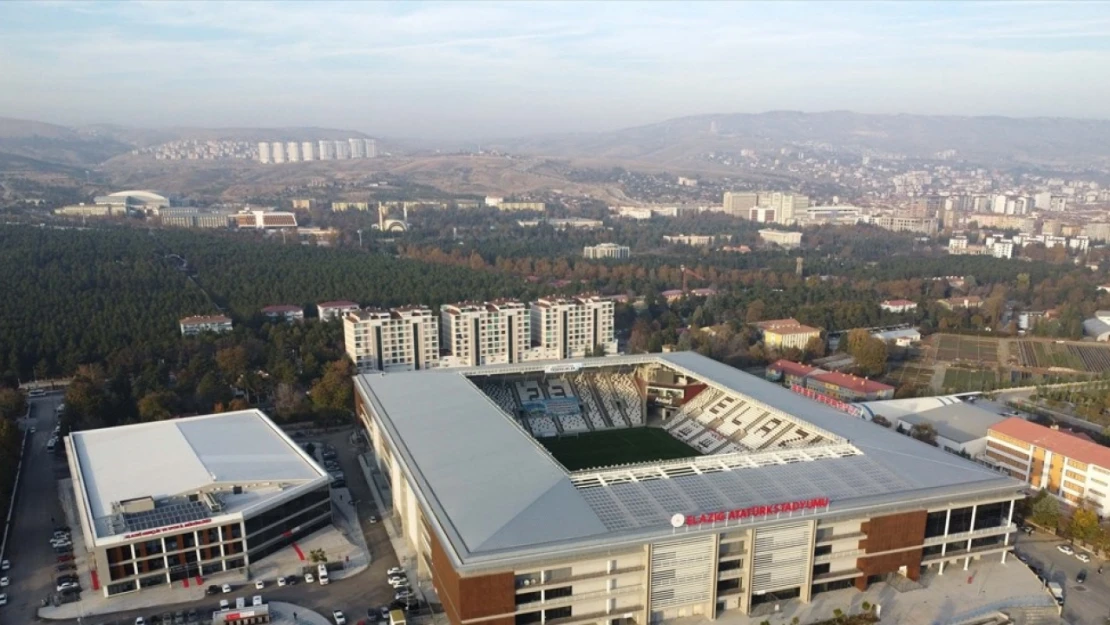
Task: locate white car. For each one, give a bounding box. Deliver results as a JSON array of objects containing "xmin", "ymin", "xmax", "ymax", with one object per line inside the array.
[
  {"xmin": 389, "ymin": 577, "xmax": 408, "ymax": 588},
  {"xmin": 277, "ymin": 577, "xmax": 287, "ymax": 587},
  {"xmin": 0, "ymin": 593, "xmax": 7, "ymax": 606},
  {"xmin": 387, "ymin": 567, "xmax": 404, "ymax": 576},
  {"xmin": 1076, "ymin": 553, "xmax": 1091, "ymax": 563},
  {"xmin": 255, "ymin": 580, "xmax": 265, "ymax": 590},
  {"xmin": 219, "ymin": 599, "xmax": 229, "ymax": 611},
  {"xmin": 0, "ymin": 560, "xmax": 8, "ymax": 571},
  {"xmin": 221, "ymin": 583, "xmax": 232, "ymax": 593},
  {"xmin": 252, "ymin": 595, "xmax": 263, "ymax": 606},
  {"xmin": 304, "ymin": 572, "xmax": 315, "ymax": 583},
  {"xmin": 56, "ymin": 581, "xmax": 78, "ymax": 592},
  {"xmin": 333, "ymin": 610, "xmax": 347, "ymax": 625},
  {"xmin": 1058, "ymin": 544, "xmax": 1075, "ymax": 555},
  {"xmin": 135, "ymin": 618, "xmax": 146, "ymax": 625},
  {"xmin": 369, "ymin": 516, "xmax": 378, "ymax": 524},
  {"xmin": 0, "ymin": 577, "xmax": 8, "ymax": 587}
]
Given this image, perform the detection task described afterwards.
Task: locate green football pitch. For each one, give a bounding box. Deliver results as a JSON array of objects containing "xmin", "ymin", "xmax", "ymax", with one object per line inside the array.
[{"xmin": 540, "ymin": 427, "xmax": 700, "ymax": 471}]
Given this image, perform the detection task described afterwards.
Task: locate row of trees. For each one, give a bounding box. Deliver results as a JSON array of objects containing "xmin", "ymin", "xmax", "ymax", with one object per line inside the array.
[{"xmin": 1026, "ymin": 491, "xmax": 1110, "ymax": 553}]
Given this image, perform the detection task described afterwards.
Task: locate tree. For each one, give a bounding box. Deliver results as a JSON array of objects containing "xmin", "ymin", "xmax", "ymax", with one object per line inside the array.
[
  {"xmin": 804, "ymin": 336, "xmax": 826, "ymax": 360},
  {"xmin": 1066, "ymin": 501, "xmax": 1101, "ymax": 543},
  {"xmin": 309, "ymin": 548, "xmax": 328, "ymax": 563},
  {"xmin": 309, "ymin": 360, "xmax": 354, "ymax": 414},
  {"xmin": 1030, "ymin": 490, "xmax": 1060, "ymax": 529},
  {"xmin": 854, "ymin": 338, "xmax": 888, "ymax": 377},
  {"xmin": 137, "ymin": 391, "xmax": 178, "ymax": 422},
  {"xmin": 909, "ymin": 422, "xmax": 938, "ymax": 446},
  {"xmin": 745, "ymin": 299, "xmax": 766, "ymax": 323},
  {"xmin": 0, "ymin": 388, "xmax": 27, "ymax": 419}
]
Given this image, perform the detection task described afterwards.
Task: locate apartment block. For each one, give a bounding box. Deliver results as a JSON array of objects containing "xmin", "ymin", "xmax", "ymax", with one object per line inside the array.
[
  {"xmin": 758, "ymin": 229, "xmax": 803, "ymax": 249},
  {"xmin": 986, "ymin": 418, "xmax": 1110, "ymax": 515},
  {"xmin": 530, "ymin": 296, "xmax": 617, "ymax": 359},
  {"xmin": 440, "ymin": 300, "xmax": 537, "ymax": 367},
  {"xmin": 873, "ymin": 215, "xmax": 940, "ymax": 236},
  {"xmin": 179, "ymin": 315, "xmax": 233, "ymax": 336},
  {"xmin": 344, "ymin": 307, "xmax": 440, "ymax": 373},
  {"xmin": 754, "ymin": 318, "xmax": 821, "ymax": 351},
  {"xmin": 583, "ymin": 243, "xmax": 631, "ymax": 259}
]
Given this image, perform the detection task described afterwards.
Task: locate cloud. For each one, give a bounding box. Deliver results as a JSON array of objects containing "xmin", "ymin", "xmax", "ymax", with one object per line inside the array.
[{"xmin": 0, "ymin": 1, "xmax": 1108, "ymax": 137}]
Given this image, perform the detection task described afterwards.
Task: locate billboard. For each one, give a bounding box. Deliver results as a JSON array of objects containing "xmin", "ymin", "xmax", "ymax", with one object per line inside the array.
[{"xmin": 521, "ymin": 397, "xmax": 581, "ymax": 418}]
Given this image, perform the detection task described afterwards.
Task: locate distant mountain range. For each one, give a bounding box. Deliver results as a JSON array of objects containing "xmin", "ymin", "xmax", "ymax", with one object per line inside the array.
[
  {"xmin": 0, "ymin": 117, "xmax": 370, "ymax": 168},
  {"xmin": 488, "ymin": 111, "xmax": 1110, "ymax": 168}
]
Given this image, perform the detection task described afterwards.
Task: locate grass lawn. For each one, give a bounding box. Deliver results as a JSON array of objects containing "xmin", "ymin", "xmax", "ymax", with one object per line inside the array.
[{"xmin": 540, "ymin": 427, "xmax": 700, "ymax": 471}]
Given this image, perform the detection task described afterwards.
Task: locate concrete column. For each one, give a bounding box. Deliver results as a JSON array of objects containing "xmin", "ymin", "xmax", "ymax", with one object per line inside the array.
[
  {"xmin": 1001, "ymin": 500, "xmax": 1015, "ymax": 564},
  {"xmin": 965, "ymin": 505, "xmax": 978, "ymax": 553},
  {"xmin": 799, "ymin": 519, "xmax": 818, "ymax": 604},
  {"xmin": 938, "ymin": 508, "xmax": 952, "ymax": 575},
  {"xmin": 739, "ymin": 528, "xmax": 756, "ymax": 615},
  {"xmin": 708, "ymin": 531, "xmax": 721, "ymax": 620}
]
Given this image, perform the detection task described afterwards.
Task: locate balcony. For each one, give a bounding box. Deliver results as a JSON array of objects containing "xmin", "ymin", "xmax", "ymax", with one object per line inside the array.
[
  {"xmin": 923, "ymin": 524, "xmax": 1016, "ymax": 546},
  {"xmin": 514, "ymin": 584, "xmax": 644, "ymax": 611},
  {"xmin": 718, "ymin": 548, "xmax": 747, "ymax": 562},
  {"xmin": 543, "ymin": 606, "xmax": 643, "ymax": 625},
  {"xmin": 717, "ymin": 568, "xmax": 744, "ymax": 581},
  {"xmin": 515, "ymin": 566, "xmax": 645, "ymax": 592}
]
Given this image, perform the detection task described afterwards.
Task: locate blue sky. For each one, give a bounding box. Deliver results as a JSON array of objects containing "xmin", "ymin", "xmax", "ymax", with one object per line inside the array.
[{"xmin": 1, "ymin": 1, "xmax": 1109, "ymax": 139}]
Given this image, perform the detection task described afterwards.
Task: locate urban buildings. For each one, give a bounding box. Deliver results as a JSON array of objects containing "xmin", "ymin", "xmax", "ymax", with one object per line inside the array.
[
  {"xmin": 880, "ymin": 299, "xmax": 918, "ymax": 314},
  {"xmin": 255, "ymin": 139, "xmax": 376, "ymax": 163},
  {"xmin": 583, "ymin": 243, "xmax": 631, "ymax": 259},
  {"xmin": 530, "ymin": 295, "xmax": 618, "ymax": 358},
  {"xmin": 857, "ymin": 396, "xmax": 1005, "ymax": 457},
  {"xmin": 1083, "ymin": 311, "xmax": 1110, "ymax": 341},
  {"xmin": 662, "ymin": 234, "xmax": 727, "ymax": 247},
  {"xmin": 766, "ymin": 361, "xmax": 895, "ymax": 401},
  {"xmin": 937, "ymin": 296, "xmax": 984, "ymax": 310},
  {"xmin": 261, "ymin": 305, "xmax": 305, "ymax": 323},
  {"xmin": 343, "ymin": 307, "xmax": 441, "ymax": 373},
  {"xmin": 231, "ymin": 210, "xmax": 298, "ymax": 229},
  {"xmin": 317, "ymin": 300, "xmax": 361, "ymax": 322},
  {"xmin": 871, "ymin": 328, "xmax": 921, "ymax": 347},
  {"xmin": 64, "ymin": 410, "xmax": 331, "ymax": 597},
  {"xmin": 986, "ymin": 417, "xmax": 1110, "ymax": 516},
  {"xmin": 758, "ymin": 228, "xmax": 803, "ymax": 249},
  {"xmin": 57, "ymin": 190, "xmax": 172, "ymax": 218},
  {"xmin": 160, "ymin": 209, "xmax": 233, "ymax": 229},
  {"xmin": 872, "ymin": 215, "xmax": 940, "ymax": 236},
  {"xmin": 498, "ymin": 202, "xmax": 546, "ymax": 212},
  {"xmin": 179, "ymin": 315, "xmax": 233, "ymax": 336},
  {"xmin": 353, "ymin": 351, "xmax": 1022, "ymax": 624},
  {"xmin": 754, "ymin": 319, "xmax": 821, "ymax": 351},
  {"xmin": 440, "ymin": 300, "xmax": 537, "ymax": 367},
  {"xmin": 722, "ymin": 191, "xmax": 809, "ymax": 224}
]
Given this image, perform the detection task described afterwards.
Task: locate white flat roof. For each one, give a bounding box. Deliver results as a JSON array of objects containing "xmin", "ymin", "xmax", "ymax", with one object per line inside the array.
[{"xmin": 70, "ymin": 410, "xmax": 326, "ymax": 539}]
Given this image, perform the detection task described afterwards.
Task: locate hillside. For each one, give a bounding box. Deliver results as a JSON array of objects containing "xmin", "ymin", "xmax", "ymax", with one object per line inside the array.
[{"xmin": 490, "ymin": 111, "xmax": 1110, "ymax": 167}]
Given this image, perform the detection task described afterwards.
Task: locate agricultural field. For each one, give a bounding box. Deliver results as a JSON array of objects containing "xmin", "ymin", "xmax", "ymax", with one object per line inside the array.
[
  {"xmin": 941, "ymin": 367, "xmax": 999, "ymax": 392},
  {"xmin": 932, "ymin": 334, "xmax": 999, "ymax": 364},
  {"xmin": 1014, "ymin": 340, "xmax": 1110, "ymax": 372},
  {"xmin": 883, "ymin": 364, "xmax": 935, "ymax": 389}
]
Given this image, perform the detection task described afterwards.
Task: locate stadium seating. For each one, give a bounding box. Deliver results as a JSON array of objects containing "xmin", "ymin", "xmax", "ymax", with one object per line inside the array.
[
  {"xmin": 569, "ymin": 378, "xmax": 606, "ymax": 430},
  {"xmin": 593, "ymin": 375, "xmax": 629, "ymax": 427},
  {"xmin": 777, "ymin": 427, "xmax": 811, "ymax": 448},
  {"xmin": 673, "ymin": 420, "xmax": 705, "ymax": 442},
  {"xmin": 546, "ymin": 380, "xmax": 574, "ymax": 399},
  {"xmin": 557, "ymin": 413, "xmax": 590, "ymax": 434},
  {"xmin": 609, "ymin": 374, "xmax": 644, "ymax": 425},
  {"xmin": 691, "ymin": 429, "xmax": 729, "ymax": 453},
  {"xmin": 529, "ymin": 416, "xmax": 559, "ymax": 438},
  {"xmin": 481, "ymin": 383, "xmax": 518, "ymax": 416},
  {"xmin": 674, "ymin": 388, "xmax": 722, "ymax": 422}
]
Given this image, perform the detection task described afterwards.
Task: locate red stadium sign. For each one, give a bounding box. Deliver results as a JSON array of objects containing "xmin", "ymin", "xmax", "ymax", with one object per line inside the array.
[{"xmin": 683, "ymin": 497, "xmax": 830, "ymax": 526}]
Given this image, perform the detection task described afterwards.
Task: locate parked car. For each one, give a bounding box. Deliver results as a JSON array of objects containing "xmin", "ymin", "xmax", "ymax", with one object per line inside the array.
[
  {"xmin": 205, "ymin": 585, "xmax": 220, "ymax": 595},
  {"xmin": 254, "ymin": 580, "xmax": 265, "ymax": 590},
  {"xmin": 387, "ymin": 567, "xmax": 404, "ymax": 576},
  {"xmin": 304, "ymin": 572, "xmax": 314, "ymax": 583},
  {"xmin": 57, "ymin": 554, "xmax": 74, "ymax": 562},
  {"xmin": 394, "ymin": 590, "xmax": 413, "ymax": 601},
  {"xmin": 28, "ymin": 389, "xmax": 45, "ymax": 397},
  {"xmin": 1076, "ymin": 553, "xmax": 1091, "ymax": 563},
  {"xmin": 1021, "ymin": 525, "xmax": 1035, "ymax": 535},
  {"xmin": 56, "ymin": 564, "xmax": 76, "ymax": 572},
  {"xmin": 1078, "ymin": 570, "xmax": 1088, "ymax": 584},
  {"xmin": 277, "ymin": 577, "xmax": 287, "ymax": 587},
  {"xmin": 379, "ymin": 606, "xmax": 391, "ymax": 619},
  {"xmin": 219, "ymin": 599, "xmax": 229, "ymax": 612},
  {"xmin": 0, "ymin": 576, "xmax": 8, "ymax": 587},
  {"xmin": 0, "ymin": 593, "xmax": 7, "ymax": 606},
  {"xmin": 56, "ymin": 581, "xmax": 79, "ymax": 592},
  {"xmin": 284, "ymin": 575, "xmax": 298, "ymax": 586},
  {"xmin": 136, "ymin": 618, "xmax": 146, "ymax": 625},
  {"xmin": 369, "ymin": 516, "xmax": 378, "ymax": 524},
  {"xmin": 333, "ymin": 610, "xmax": 347, "ymax": 625},
  {"xmin": 1058, "ymin": 544, "xmax": 1075, "ymax": 555},
  {"xmin": 388, "ymin": 575, "xmax": 407, "ymax": 587},
  {"xmin": 0, "ymin": 560, "xmax": 9, "ymax": 571},
  {"xmin": 252, "ymin": 595, "xmax": 263, "ymax": 607}
]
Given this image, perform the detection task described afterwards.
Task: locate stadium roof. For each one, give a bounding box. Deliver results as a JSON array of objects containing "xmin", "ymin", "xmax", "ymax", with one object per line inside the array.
[
  {"xmin": 355, "ymin": 352, "xmax": 1022, "ymax": 568},
  {"xmin": 69, "ymin": 410, "xmax": 326, "ymax": 540}
]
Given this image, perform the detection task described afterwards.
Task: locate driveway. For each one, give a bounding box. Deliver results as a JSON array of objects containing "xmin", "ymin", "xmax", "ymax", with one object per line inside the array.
[{"xmin": 1014, "ymin": 530, "xmax": 1109, "ymax": 625}]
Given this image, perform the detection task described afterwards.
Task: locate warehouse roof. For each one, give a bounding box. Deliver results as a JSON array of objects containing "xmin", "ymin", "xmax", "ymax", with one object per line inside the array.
[{"xmin": 69, "ymin": 410, "xmax": 326, "ymax": 539}]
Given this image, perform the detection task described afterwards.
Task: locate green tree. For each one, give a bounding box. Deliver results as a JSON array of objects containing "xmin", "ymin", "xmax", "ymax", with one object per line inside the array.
[
  {"xmin": 309, "ymin": 360, "xmax": 354, "ymax": 414},
  {"xmin": 0, "ymin": 388, "xmax": 27, "ymax": 419},
  {"xmin": 137, "ymin": 391, "xmax": 178, "ymax": 422},
  {"xmin": 1066, "ymin": 501, "xmax": 1101, "ymax": 543},
  {"xmin": 1030, "ymin": 490, "xmax": 1060, "ymax": 529}
]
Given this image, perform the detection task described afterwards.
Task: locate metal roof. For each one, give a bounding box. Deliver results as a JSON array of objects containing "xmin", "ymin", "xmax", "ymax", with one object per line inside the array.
[
  {"xmin": 70, "ymin": 410, "xmax": 325, "ymax": 538},
  {"xmin": 861, "ymin": 400, "xmax": 1005, "ymax": 444},
  {"xmin": 355, "ymin": 352, "xmax": 1022, "ymax": 568}
]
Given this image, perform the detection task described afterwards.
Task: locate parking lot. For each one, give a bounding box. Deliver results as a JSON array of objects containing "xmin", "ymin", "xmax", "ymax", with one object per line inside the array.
[
  {"xmin": 1013, "ymin": 530, "xmax": 1110, "ymax": 625},
  {"xmin": 2, "ymin": 413, "xmax": 411, "ymax": 625}
]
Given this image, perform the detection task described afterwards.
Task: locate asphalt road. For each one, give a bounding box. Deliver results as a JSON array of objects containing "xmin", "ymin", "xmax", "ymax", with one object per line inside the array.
[
  {"xmin": 4, "ymin": 394, "xmax": 68, "ymax": 621},
  {"xmin": 3, "ymin": 412, "xmax": 405, "ymax": 625},
  {"xmin": 1014, "ymin": 531, "xmax": 1110, "ymax": 625}
]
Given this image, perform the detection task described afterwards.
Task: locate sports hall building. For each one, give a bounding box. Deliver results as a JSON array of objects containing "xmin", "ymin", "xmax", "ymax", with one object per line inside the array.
[
  {"xmin": 65, "ymin": 410, "xmax": 332, "ymax": 597},
  {"xmin": 354, "ymin": 352, "xmax": 1025, "ymax": 625}
]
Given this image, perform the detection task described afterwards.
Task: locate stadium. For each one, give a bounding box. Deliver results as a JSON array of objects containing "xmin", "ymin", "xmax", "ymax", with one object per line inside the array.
[{"xmin": 353, "ymin": 352, "xmax": 1025, "ymax": 625}]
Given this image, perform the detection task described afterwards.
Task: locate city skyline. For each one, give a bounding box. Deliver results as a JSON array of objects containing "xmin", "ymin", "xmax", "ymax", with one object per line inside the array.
[{"xmin": 2, "ymin": 1, "xmax": 1110, "ymax": 139}]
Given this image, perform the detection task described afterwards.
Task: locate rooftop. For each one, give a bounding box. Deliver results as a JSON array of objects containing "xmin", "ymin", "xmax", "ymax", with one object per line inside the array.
[
  {"xmin": 355, "ymin": 352, "xmax": 1020, "ymax": 569},
  {"xmin": 69, "ymin": 410, "xmax": 326, "ymax": 540},
  {"xmin": 769, "ymin": 359, "xmax": 821, "ymax": 378},
  {"xmin": 180, "ymin": 315, "xmax": 231, "ymax": 325},
  {"xmin": 990, "ymin": 417, "xmax": 1110, "ymax": 469},
  {"xmin": 860, "ymin": 398, "xmax": 1005, "ymax": 444},
  {"xmin": 882, "ymin": 299, "xmax": 917, "ymax": 307},
  {"xmin": 810, "ymin": 371, "xmax": 894, "ymax": 394},
  {"xmin": 317, "ymin": 300, "xmax": 359, "ymax": 308}
]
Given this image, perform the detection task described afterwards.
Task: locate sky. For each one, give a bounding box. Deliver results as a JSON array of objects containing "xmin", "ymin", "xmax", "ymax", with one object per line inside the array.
[{"xmin": 1, "ymin": 1, "xmax": 1109, "ymax": 140}]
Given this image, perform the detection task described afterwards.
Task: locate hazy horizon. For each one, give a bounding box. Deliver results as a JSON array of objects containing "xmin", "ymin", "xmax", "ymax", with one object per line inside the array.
[{"xmin": 2, "ymin": 1, "xmax": 1110, "ymax": 140}]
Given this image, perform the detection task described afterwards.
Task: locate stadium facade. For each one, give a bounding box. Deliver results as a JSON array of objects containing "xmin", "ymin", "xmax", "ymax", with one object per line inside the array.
[{"xmin": 354, "ymin": 352, "xmax": 1024, "ymax": 625}]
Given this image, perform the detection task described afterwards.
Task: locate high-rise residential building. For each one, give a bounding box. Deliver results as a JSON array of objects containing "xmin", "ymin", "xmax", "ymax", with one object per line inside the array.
[
  {"xmin": 271, "ymin": 141, "xmax": 286, "ymax": 163},
  {"xmin": 530, "ymin": 295, "xmax": 617, "ymax": 359},
  {"xmin": 343, "ymin": 307, "xmax": 440, "ymax": 373},
  {"xmin": 301, "ymin": 141, "xmax": 317, "ymax": 161},
  {"xmin": 365, "ymin": 139, "xmax": 378, "ymax": 158},
  {"xmin": 349, "ymin": 138, "xmax": 366, "ymax": 159},
  {"xmin": 583, "ymin": 243, "xmax": 630, "ymax": 259},
  {"xmin": 258, "ymin": 142, "xmax": 272, "ymax": 164},
  {"xmin": 872, "ymin": 215, "xmax": 939, "ymax": 236},
  {"xmin": 286, "ymin": 141, "xmax": 301, "ymax": 163},
  {"xmin": 335, "ymin": 140, "xmax": 351, "ymax": 160},
  {"xmin": 440, "ymin": 300, "xmax": 534, "ymax": 367},
  {"xmin": 318, "ymin": 140, "xmax": 336, "ymax": 161},
  {"xmin": 722, "ymin": 192, "xmax": 758, "ymax": 216}
]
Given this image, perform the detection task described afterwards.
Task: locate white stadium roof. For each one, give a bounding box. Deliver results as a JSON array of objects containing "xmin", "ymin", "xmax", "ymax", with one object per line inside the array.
[
  {"xmin": 69, "ymin": 410, "xmax": 326, "ymax": 539},
  {"xmin": 355, "ymin": 352, "xmax": 1023, "ymax": 569}
]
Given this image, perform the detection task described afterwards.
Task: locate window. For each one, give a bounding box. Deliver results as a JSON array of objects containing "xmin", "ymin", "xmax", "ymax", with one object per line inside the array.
[
  {"xmin": 948, "ymin": 506, "xmax": 974, "ymax": 534},
  {"xmin": 925, "ymin": 510, "xmax": 948, "ymax": 538}
]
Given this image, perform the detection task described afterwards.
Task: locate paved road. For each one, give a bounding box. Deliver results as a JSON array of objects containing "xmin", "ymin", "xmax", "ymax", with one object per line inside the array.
[
  {"xmin": 1014, "ymin": 531, "xmax": 1110, "ymax": 625},
  {"xmin": 2, "ymin": 420, "xmax": 405, "ymax": 625},
  {"xmin": 4, "ymin": 394, "xmax": 67, "ymax": 621}
]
